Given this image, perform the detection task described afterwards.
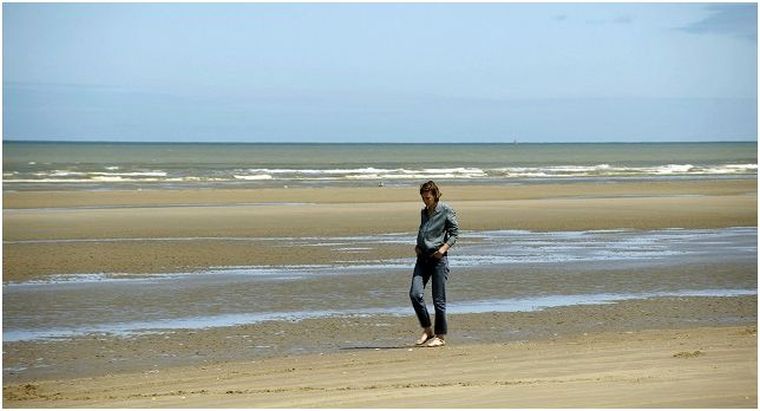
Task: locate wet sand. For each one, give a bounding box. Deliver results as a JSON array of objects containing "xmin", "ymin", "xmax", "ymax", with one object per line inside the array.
[
  {"xmin": 3, "ymin": 179, "xmax": 756, "ymax": 281},
  {"xmin": 4, "ymin": 179, "xmax": 755, "ymax": 209},
  {"xmin": 4, "ymin": 293, "xmax": 756, "ymax": 383}
]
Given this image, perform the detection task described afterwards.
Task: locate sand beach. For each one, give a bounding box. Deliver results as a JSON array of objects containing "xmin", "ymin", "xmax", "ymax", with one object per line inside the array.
[
  {"xmin": 3, "ymin": 178, "xmax": 758, "ymax": 408},
  {"xmin": 4, "ymin": 324, "xmax": 757, "ymax": 408}
]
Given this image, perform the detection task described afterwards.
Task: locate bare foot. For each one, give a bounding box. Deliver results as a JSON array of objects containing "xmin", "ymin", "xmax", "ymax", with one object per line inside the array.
[
  {"xmin": 415, "ymin": 329, "xmax": 434, "ymax": 345},
  {"xmin": 426, "ymin": 336, "xmax": 446, "ymax": 347}
]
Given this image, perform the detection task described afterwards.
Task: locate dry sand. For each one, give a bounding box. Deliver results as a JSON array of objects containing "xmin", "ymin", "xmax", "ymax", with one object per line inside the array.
[{"xmin": 4, "ymin": 324, "xmax": 757, "ymax": 408}]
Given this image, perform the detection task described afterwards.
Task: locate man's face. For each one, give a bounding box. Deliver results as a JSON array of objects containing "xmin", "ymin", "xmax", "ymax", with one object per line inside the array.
[{"xmin": 421, "ymin": 191, "xmax": 436, "ymax": 208}]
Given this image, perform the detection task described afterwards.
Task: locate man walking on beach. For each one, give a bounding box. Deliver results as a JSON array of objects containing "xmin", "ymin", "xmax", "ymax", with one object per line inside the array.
[{"xmin": 410, "ymin": 180, "xmax": 459, "ymax": 347}]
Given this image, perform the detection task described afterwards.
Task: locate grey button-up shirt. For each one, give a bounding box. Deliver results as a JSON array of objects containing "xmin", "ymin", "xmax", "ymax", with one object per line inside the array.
[{"xmin": 417, "ymin": 202, "xmax": 459, "ymax": 255}]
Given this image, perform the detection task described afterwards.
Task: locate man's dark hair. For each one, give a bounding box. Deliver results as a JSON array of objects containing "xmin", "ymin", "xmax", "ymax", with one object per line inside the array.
[{"xmin": 419, "ymin": 180, "xmax": 442, "ymax": 201}]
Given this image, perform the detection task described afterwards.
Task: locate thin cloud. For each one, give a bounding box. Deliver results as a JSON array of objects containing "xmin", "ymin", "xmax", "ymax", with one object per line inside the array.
[
  {"xmin": 584, "ymin": 15, "xmax": 633, "ymax": 25},
  {"xmin": 676, "ymin": 4, "xmax": 757, "ymax": 41}
]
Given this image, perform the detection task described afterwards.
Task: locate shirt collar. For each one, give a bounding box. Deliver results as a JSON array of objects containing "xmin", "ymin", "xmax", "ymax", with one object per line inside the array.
[{"xmin": 425, "ymin": 202, "xmax": 442, "ymax": 215}]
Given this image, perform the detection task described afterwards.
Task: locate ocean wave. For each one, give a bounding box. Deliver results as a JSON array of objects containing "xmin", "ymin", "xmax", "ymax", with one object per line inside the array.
[
  {"xmin": 488, "ymin": 163, "xmax": 758, "ymax": 177},
  {"xmin": 240, "ymin": 163, "xmax": 758, "ymax": 180},
  {"xmin": 32, "ymin": 170, "xmax": 168, "ymax": 178},
  {"xmin": 4, "ymin": 163, "xmax": 756, "ymax": 184},
  {"xmin": 233, "ymin": 174, "xmax": 274, "ymax": 181},
  {"xmin": 90, "ymin": 176, "xmax": 163, "ymax": 182},
  {"xmin": 93, "ymin": 171, "xmax": 168, "ymax": 177},
  {"xmin": 240, "ymin": 167, "xmax": 488, "ymax": 180},
  {"xmin": 5, "ymin": 178, "xmax": 174, "ymax": 183},
  {"xmin": 245, "ymin": 167, "xmax": 389, "ymax": 175}
]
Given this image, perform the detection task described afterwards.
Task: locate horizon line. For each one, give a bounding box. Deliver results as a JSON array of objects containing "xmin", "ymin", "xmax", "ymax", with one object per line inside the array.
[{"xmin": 3, "ymin": 139, "xmax": 757, "ymax": 145}]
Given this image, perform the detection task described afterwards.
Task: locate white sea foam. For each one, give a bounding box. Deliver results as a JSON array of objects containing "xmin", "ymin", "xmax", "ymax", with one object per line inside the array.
[
  {"xmin": 5, "ymin": 178, "xmax": 159, "ymax": 183},
  {"xmin": 242, "ymin": 167, "xmax": 489, "ymax": 180},
  {"xmin": 655, "ymin": 164, "xmax": 695, "ymax": 174},
  {"xmin": 30, "ymin": 170, "xmax": 167, "ymax": 178},
  {"xmin": 700, "ymin": 164, "xmax": 759, "ymax": 174},
  {"xmin": 92, "ymin": 171, "xmax": 168, "ymax": 177},
  {"xmin": 487, "ymin": 163, "xmax": 758, "ymax": 178},
  {"xmin": 5, "ymin": 163, "xmax": 757, "ymax": 185},
  {"xmin": 50, "ymin": 170, "xmax": 88, "ymax": 177},
  {"xmin": 246, "ymin": 167, "xmax": 389, "ymax": 175},
  {"xmin": 233, "ymin": 174, "xmax": 274, "ymax": 181}
]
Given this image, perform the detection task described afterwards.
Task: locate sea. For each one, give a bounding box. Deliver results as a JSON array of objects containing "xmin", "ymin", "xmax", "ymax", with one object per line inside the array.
[{"xmin": 2, "ymin": 141, "xmax": 757, "ymax": 190}]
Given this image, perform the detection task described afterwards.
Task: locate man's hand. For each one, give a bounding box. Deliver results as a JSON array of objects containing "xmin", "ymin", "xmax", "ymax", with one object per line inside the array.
[{"xmin": 432, "ymin": 244, "xmax": 450, "ymax": 260}]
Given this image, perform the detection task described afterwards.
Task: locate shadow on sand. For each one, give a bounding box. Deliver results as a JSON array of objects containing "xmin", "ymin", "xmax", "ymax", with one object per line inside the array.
[{"xmin": 339, "ymin": 345, "xmax": 416, "ymax": 351}]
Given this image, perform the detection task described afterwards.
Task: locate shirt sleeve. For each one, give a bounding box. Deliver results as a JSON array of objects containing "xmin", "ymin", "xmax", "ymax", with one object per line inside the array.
[{"xmin": 445, "ymin": 206, "xmax": 459, "ymax": 248}]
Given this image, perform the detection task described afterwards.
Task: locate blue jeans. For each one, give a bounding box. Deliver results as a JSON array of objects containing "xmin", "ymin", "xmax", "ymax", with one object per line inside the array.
[{"xmin": 409, "ymin": 254, "xmax": 449, "ymax": 335}]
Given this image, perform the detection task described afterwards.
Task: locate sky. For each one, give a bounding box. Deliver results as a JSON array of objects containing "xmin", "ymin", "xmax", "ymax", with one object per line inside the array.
[{"xmin": 3, "ymin": 2, "xmax": 758, "ymax": 143}]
